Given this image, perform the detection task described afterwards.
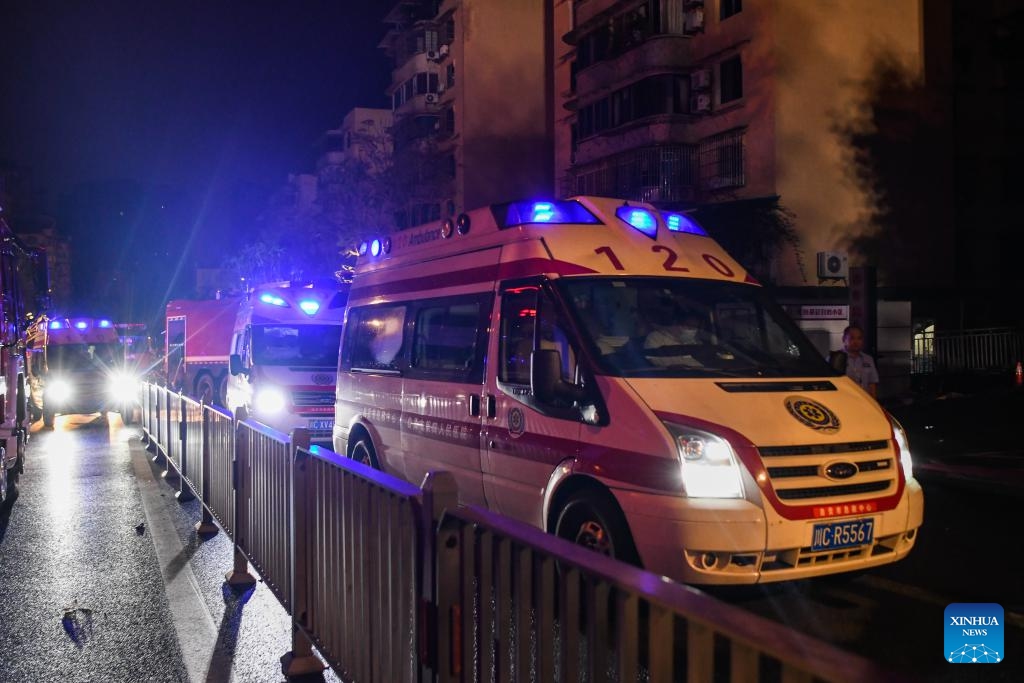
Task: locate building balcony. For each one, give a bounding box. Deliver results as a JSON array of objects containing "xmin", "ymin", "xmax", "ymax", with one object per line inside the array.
[
  {"xmin": 570, "ymin": 144, "xmax": 699, "ymax": 204},
  {"xmin": 574, "ymin": 35, "xmax": 692, "ymax": 100}
]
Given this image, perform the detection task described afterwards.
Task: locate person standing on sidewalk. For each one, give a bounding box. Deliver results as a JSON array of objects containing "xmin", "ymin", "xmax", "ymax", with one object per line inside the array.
[{"xmin": 842, "ymin": 324, "xmax": 879, "ymax": 398}]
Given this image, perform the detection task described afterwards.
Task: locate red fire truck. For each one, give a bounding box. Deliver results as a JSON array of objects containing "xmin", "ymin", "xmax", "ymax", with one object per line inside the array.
[{"xmin": 165, "ymin": 295, "xmax": 242, "ymax": 406}]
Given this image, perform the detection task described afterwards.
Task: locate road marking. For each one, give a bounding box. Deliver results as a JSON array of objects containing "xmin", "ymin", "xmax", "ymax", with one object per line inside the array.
[
  {"xmin": 862, "ymin": 575, "xmax": 1024, "ymax": 629},
  {"xmin": 131, "ymin": 438, "xmax": 219, "ymax": 683}
]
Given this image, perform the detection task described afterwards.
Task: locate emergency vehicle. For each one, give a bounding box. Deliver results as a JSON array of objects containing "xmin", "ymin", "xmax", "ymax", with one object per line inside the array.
[
  {"xmin": 26, "ymin": 316, "xmax": 131, "ymax": 428},
  {"xmin": 333, "ymin": 196, "xmax": 924, "ymax": 584},
  {"xmin": 165, "ymin": 295, "xmax": 241, "ymax": 405},
  {"xmin": 0, "ymin": 216, "xmax": 42, "ymax": 505},
  {"xmin": 225, "ymin": 281, "xmax": 348, "ymax": 444}
]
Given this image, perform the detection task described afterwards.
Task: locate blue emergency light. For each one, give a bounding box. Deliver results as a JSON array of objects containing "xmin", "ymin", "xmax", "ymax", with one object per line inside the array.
[
  {"xmin": 358, "ymin": 241, "xmax": 369, "ymax": 256},
  {"xmin": 49, "ymin": 320, "xmax": 64, "ymax": 330},
  {"xmin": 662, "ymin": 212, "xmax": 708, "ymax": 236},
  {"xmin": 259, "ymin": 293, "xmax": 289, "ymax": 307},
  {"xmin": 370, "ymin": 239, "xmax": 382, "ymax": 257},
  {"xmin": 299, "ymin": 300, "xmax": 320, "ymax": 315},
  {"xmin": 75, "ymin": 321, "xmax": 89, "ymax": 330},
  {"xmin": 616, "ymin": 206, "xmax": 658, "ymax": 238},
  {"xmin": 98, "ymin": 319, "xmax": 113, "ymax": 328},
  {"xmin": 496, "ymin": 200, "xmax": 602, "ymax": 228}
]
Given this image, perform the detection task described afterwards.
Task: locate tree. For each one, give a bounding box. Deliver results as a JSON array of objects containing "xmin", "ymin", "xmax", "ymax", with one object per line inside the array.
[{"xmin": 691, "ymin": 196, "xmax": 805, "ymax": 285}]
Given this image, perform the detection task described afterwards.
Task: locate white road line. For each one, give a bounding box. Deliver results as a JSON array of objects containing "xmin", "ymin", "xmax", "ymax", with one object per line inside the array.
[
  {"xmin": 862, "ymin": 575, "xmax": 1024, "ymax": 629},
  {"xmin": 131, "ymin": 439, "xmax": 219, "ymax": 683}
]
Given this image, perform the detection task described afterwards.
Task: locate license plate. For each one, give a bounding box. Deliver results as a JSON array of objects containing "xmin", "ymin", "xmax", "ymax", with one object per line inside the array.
[
  {"xmin": 810, "ymin": 518, "xmax": 874, "ymax": 552},
  {"xmin": 309, "ymin": 419, "xmax": 334, "ymax": 431}
]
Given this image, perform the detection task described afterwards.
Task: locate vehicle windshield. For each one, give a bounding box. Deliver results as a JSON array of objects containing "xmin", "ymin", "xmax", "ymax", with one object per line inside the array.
[
  {"xmin": 252, "ymin": 324, "xmax": 342, "ymax": 367},
  {"xmin": 47, "ymin": 343, "xmax": 120, "ymax": 373},
  {"xmin": 559, "ymin": 277, "xmax": 835, "ymax": 378}
]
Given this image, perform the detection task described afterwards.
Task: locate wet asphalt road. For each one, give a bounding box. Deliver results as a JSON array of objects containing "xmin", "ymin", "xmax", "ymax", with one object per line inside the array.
[{"xmin": 0, "ymin": 414, "xmax": 339, "ymax": 683}]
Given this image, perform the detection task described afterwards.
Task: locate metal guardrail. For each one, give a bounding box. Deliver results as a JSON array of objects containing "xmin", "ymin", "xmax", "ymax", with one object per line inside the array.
[
  {"xmin": 235, "ymin": 416, "xmax": 295, "ymax": 609},
  {"xmin": 138, "ymin": 382, "xmax": 894, "ymax": 683},
  {"xmin": 294, "ymin": 445, "xmax": 426, "ymax": 683},
  {"xmin": 913, "ymin": 327, "xmax": 1024, "ymax": 374},
  {"xmin": 205, "ymin": 404, "xmax": 235, "ymax": 535}
]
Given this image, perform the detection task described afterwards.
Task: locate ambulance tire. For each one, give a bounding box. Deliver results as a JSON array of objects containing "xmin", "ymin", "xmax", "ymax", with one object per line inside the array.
[
  {"xmin": 555, "ymin": 488, "xmax": 640, "ymax": 567},
  {"xmin": 215, "ymin": 374, "xmax": 228, "ymax": 408},
  {"xmin": 349, "ymin": 435, "xmax": 380, "ymax": 470}
]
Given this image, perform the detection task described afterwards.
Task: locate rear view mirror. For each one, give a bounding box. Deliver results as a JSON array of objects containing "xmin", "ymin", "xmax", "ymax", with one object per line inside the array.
[
  {"xmin": 229, "ymin": 353, "xmax": 246, "ymax": 376},
  {"xmin": 531, "ymin": 349, "xmax": 586, "ymax": 405},
  {"xmin": 828, "ymin": 350, "xmax": 848, "ymax": 374}
]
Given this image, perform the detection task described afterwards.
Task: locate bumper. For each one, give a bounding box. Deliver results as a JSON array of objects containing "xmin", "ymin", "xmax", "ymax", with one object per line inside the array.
[{"xmin": 614, "ymin": 478, "xmax": 923, "ymax": 585}]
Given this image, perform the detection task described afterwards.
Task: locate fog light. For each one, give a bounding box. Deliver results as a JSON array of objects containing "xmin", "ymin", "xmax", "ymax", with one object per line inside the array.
[{"xmin": 700, "ymin": 552, "xmax": 718, "ymax": 569}]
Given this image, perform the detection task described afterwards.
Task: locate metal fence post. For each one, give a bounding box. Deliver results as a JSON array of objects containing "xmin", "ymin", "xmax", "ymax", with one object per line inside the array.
[
  {"xmin": 225, "ymin": 406, "xmax": 256, "ymax": 588},
  {"xmin": 195, "ymin": 402, "xmax": 218, "ymax": 536},
  {"xmin": 176, "ymin": 394, "xmax": 195, "ymax": 502},
  {"xmin": 281, "ymin": 428, "xmax": 324, "ymax": 678},
  {"xmin": 151, "ymin": 386, "xmax": 163, "ymax": 462},
  {"xmin": 420, "ymin": 470, "xmax": 459, "ymax": 682}
]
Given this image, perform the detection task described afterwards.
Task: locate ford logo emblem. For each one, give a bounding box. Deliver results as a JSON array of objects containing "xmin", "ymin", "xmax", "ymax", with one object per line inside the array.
[{"xmin": 824, "ymin": 461, "xmax": 858, "ymax": 480}]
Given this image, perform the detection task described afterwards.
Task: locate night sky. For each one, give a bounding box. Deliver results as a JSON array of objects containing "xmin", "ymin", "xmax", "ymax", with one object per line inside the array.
[{"xmin": 0, "ymin": 1, "xmax": 392, "ymax": 322}]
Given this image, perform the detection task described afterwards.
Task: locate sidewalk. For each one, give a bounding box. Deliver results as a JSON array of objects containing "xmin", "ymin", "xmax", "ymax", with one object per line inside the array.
[{"xmin": 0, "ymin": 416, "xmax": 338, "ymax": 683}]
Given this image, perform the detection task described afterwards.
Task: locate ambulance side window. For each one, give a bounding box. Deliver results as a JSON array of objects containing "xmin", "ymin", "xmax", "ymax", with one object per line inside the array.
[
  {"xmin": 342, "ymin": 304, "xmax": 407, "ymax": 373},
  {"xmin": 499, "ymin": 282, "xmax": 580, "ymax": 400},
  {"xmin": 499, "ymin": 285, "xmax": 538, "ymax": 385}
]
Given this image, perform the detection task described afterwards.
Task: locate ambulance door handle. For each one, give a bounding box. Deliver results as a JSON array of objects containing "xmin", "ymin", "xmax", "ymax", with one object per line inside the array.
[
  {"xmin": 468, "ymin": 394, "xmax": 480, "ymax": 417},
  {"xmin": 488, "ymin": 440, "xmax": 497, "ymax": 449},
  {"xmin": 485, "ymin": 394, "xmax": 497, "ymax": 419}
]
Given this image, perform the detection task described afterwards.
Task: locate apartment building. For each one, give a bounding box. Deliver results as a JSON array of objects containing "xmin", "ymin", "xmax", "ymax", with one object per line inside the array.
[
  {"xmin": 381, "ymin": 0, "xmax": 553, "ymax": 228},
  {"xmin": 555, "ymin": 0, "xmax": 927, "ymax": 286}
]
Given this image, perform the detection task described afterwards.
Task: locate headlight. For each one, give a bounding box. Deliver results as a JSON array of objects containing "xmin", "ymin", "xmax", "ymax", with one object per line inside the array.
[
  {"xmin": 46, "ymin": 378, "xmax": 73, "ymax": 403},
  {"xmin": 663, "ymin": 422, "xmax": 745, "ymax": 498},
  {"xmin": 108, "ymin": 372, "xmax": 140, "ymax": 402},
  {"xmin": 254, "ymin": 387, "xmax": 287, "ymax": 415},
  {"xmin": 890, "ymin": 416, "xmax": 914, "ymax": 480}
]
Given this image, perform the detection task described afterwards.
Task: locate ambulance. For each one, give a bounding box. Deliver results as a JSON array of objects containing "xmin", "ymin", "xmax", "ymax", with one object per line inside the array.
[
  {"xmin": 333, "ymin": 196, "xmax": 924, "ymax": 584},
  {"xmin": 26, "ymin": 316, "xmax": 135, "ymax": 428},
  {"xmin": 226, "ymin": 280, "xmax": 348, "ymax": 445}
]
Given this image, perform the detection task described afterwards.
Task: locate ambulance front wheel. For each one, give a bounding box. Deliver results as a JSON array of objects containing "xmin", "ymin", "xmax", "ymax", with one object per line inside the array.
[
  {"xmin": 555, "ymin": 489, "xmax": 640, "ymax": 567},
  {"xmin": 349, "ymin": 435, "xmax": 380, "ymax": 470}
]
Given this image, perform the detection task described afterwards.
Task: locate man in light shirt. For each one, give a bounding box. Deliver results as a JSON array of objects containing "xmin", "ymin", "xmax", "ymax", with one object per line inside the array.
[{"xmin": 842, "ymin": 324, "xmax": 879, "ymax": 397}]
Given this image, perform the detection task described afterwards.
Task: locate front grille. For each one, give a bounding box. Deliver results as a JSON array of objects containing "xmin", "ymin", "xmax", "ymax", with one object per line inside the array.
[
  {"xmin": 776, "ymin": 480, "xmax": 890, "ymax": 500},
  {"xmin": 767, "ymin": 465, "xmax": 819, "ymax": 478},
  {"xmin": 291, "ymin": 391, "xmax": 334, "ymax": 407},
  {"xmin": 759, "ymin": 440, "xmax": 895, "ymax": 503}
]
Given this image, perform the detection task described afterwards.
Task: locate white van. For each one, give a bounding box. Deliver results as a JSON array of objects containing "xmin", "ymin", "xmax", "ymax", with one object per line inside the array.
[
  {"xmin": 333, "ymin": 197, "xmax": 923, "ymax": 584},
  {"xmin": 226, "ymin": 280, "xmax": 348, "ymax": 444}
]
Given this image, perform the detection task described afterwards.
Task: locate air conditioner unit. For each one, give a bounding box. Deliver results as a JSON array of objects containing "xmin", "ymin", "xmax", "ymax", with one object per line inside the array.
[
  {"xmin": 690, "ymin": 69, "xmax": 711, "ymax": 91},
  {"xmin": 817, "ymin": 251, "xmax": 849, "ymax": 279},
  {"xmin": 689, "ymin": 92, "xmax": 711, "ymax": 113},
  {"xmin": 426, "ymin": 50, "xmax": 439, "ymax": 61},
  {"xmin": 684, "ymin": 7, "xmax": 705, "ymax": 34},
  {"xmin": 425, "ymin": 93, "xmax": 439, "ymax": 104}
]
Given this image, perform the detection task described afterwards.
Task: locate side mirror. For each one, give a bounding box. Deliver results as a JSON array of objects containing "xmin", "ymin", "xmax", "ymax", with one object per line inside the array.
[
  {"xmin": 531, "ymin": 349, "xmax": 587, "ymax": 405},
  {"xmin": 229, "ymin": 353, "xmax": 246, "ymax": 376}
]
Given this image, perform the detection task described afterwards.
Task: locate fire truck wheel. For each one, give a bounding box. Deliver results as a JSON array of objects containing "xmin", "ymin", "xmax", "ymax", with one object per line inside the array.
[
  {"xmin": 349, "ymin": 435, "xmax": 380, "ymax": 470},
  {"xmin": 555, "ymin": 489, "xmax": 640, "ymax": 567},
  {"xmin": 195, "ymin": 374, "xmax": 217, "ymax": 404}
]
